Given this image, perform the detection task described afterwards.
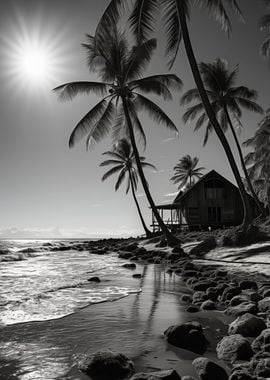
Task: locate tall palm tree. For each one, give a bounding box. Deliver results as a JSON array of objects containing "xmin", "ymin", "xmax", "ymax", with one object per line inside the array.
[
  {"xmin": 171, "ymin": 154, "xmax": 204, "ymax": 189},
  {"xmin": 53, "ymin": 26, "xmax": 182, "ymax": 244},
  {"xmin": 100, "ymin": 138, "xmax": 156, "ymax": 238},
  {"xmin": 99, "ymin": 0, "xmax": 253, "ymax": 226},
  {"xmin": 259, "ymin": 0, "xmax": 270, "ymax": 59},
  {"xmin": 244, "ymin": 110, "xmax": 270, "ymax": 213},
  {"xmin": 181, "ymin": 58, "xmax": 265, "ymax": 215}
]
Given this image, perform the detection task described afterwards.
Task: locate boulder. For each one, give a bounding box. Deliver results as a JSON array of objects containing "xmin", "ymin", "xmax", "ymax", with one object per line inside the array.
[
  {"xmin": 201, "ymin": 300, "xmax": 215, "ymax": 310},
  {"xmin": 228, "ymin": 371, "xmax": 256, "ymax": 380},
  {"xmin": 251, "ymin": 351, "xmax": 270, "ymax": 378},
  {"xmin": 167, "ymin": 251, "xmax": 185, "ymax": 261},
  {"xmin": 164, "ymin": 321, "xmax": 207, "ymax": 353},
  {"xmin": 182, "ymin": 377, "xmax": 197, "ymax": 380},
  {"xmin": 186, "ymin": 306, "xmax": 199, "ymax": 313},
  {"xmin": 122, "ymin": 263, "xmax": 136, "ymax": 269},
  {"xmin": 88, "ymin": 277, "xmax": 101, "ymax": 283},
  {"xmin": 251, "ymin": 328, "xmax": 270, "ymax": 352},
  {"xmin": 131, "ymin": 369, "xmax": 181, "ymax": 380},
  {"xmin": 221, "ymin": 287, "xmax": 241, "ymax": 302},
  {"xmin": 78, "ymin": 351, "xmax": 134, "ymax": 380},
  {"xmin": 118, "ymin": 251, "xmax": 134, "ymax": 259},
  {"xmin": 225, "ymin": 302, "xmax": 257, "ymax": 317},
  {"xmin": 132, "ymin": 274, "xmax": 142, "ymax": 279},
  {"xmin": 258, "ymin": 297, "xmax": 270, "ymax": 312},
  {"xmin": 230, "ymin": 295, "xmax": 250, "ymax": 307},
  {"xmin": 192, "ymin": 357, "xmax": 228, "ymax": 380},
  {"xmin": 192, "ymin": 280, "xmax": 217, "ymax": 292},
  {"xmin": 181, "ymin": 295, "xmax": 192, "ymax": 303},
  {"xmin": 239, "ymin": 280, "xmax": 257, "ymax": 290},
  {"xmin": 228, "ymin": 313, "xmax": 267, "ymax": 337},
  {"xmin": 193, "ymin": 291, "xmax": 208, "ymax": 305},
  {"xmin": 216, "ymin": 334, "xmax": 253, "ymax": 363}
]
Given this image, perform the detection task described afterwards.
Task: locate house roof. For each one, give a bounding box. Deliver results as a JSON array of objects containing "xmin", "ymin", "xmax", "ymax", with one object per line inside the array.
[
  {"xmin": 173, "ymin": 169, "xmax": 238, "ymax": 204},
  {"xmin": 153, "ymin": 169, "xmax": 250, "ymax": 210}
]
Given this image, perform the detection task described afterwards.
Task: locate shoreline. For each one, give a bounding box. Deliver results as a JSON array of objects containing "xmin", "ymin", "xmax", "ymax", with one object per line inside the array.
[{"xmin": 1, "ymin": 235, "xmax": 270, "ymax": 379}]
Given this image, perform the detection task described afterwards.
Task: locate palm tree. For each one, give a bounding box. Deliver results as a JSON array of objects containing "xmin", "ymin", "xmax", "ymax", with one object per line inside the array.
[
  {"xmin": 244, "ymin": 110, "xmax": 270, "ymax": 213},
  {"xmin": 99, "ymin": 0, "xmax": 253, "ymax": 226},
  {"xmin": 171, "ymin": 154, "xmax": 204, "ymax": 190},
  {"xmin": 181, "ymin": 58, "xmax": 265, "ymax": 215},
  {"xmin": 53, "ymin": 26, "xmax": 182, "ymax": 244},
  {"xmin": 259, "ymin": 0, "xmax": 270, "ymax": 58},
  {"xmin": 100, "ymin": 138, "xmax": 156, "ymax": 238}
]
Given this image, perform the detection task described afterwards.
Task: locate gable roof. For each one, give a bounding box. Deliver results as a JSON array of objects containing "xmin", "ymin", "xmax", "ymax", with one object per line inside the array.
[{"xmin": 173, "ymin": 169, "xmax": 239, "ymax": 204}]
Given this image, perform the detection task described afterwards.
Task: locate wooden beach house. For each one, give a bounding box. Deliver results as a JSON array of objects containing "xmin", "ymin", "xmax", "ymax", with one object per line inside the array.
[{"xmin": 151, "ymin": 170, "xmax": 259, "ymax": 232}]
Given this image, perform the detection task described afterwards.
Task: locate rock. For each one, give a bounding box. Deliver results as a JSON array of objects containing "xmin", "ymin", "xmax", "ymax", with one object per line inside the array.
[
  {"xmin": 228, "ymin": 371, "xmax": 256, "ymax": 380},
  {"xmin": 132, "ymin": 274, "xmax": 142, "ymax": 279},
  {"xmin": 181, "ymin": 270, "xmax": 199, "ymax": 278},
  {"xmin": 216, "ymin": 334, "xmax": 253, "ymax": 363},
  {"xmin": 192, "ymin": 357, "xmax": 228, "ymax": 380},
  {"xmin": 230, "ymin": 295, "xmax": 250, "ymax": 307},
  {"xmin": 221, "ymin": 287, "xmax": 242, "ymax": 302},
  {"xmin": 164, "ymin": 321, "xmax": 207, "ymax": 353},
  {"xmin": 251, "ymin": 328, "xmax": 270, "ymax": 352},
  {"xmin": 88, "ymin": 277, "xmax": 101, "ymax": 283},
  {"xmin": 193, "ymin": 291, "xmax": 208, "ymax": 305},
  {"xmin": 192, "ymin": 280, "xmax": 217, "ymax": 292},
  {"xmin": 171, "ymin": 246, "xmax": 183, "ymax": 253},
  {"xmin": 228, "ymin": 313, "xmax": 267, "ymax": 337},
  {"xmin": 201, "ymin": 300, "xmax": 216, "ymax": 310},
  {"xmin": 258, "ymin": 297, "xmax": 270, "ymax": 312},
  {"xmin": 118, "ymin": 251, "xmax": 134, "ymax": 259},
  {"xmin": 167, "ymin": 252, "xmax": 185, "ymax": 261},
  {"xmin": 123, "ymin": 243, "xmax": 138, "ymax": 252},
  {"xmin": 78, "ymin": 351, "xmax": 134, "ymax": 380},
  {"xmin": 182, "ymin": 377, "xmax": 197, "ymax": 380},
  {"xmin": 122, "ymin": 263, "xmax": 136, "ymax": 269},
  {"xmin": 251, "ymin": 351, "xmax": 270, "ymax": 378},
  {"xmin": 189, "ymin": 237, "xmax": 217, "ymax": 257},
  {"xmin": 239, "ymin": 281, "xmax": 257, "ymax": 290},
  {"xmin": 186, "ymin": 306, "xmax": 199, "ymax": 313},
  {"xmin": 181, "ymin": 295, "xmax": 192, "ymax": 303},
  {"xmin": 131, "ymin": 369, "xmax": 181, "ymax": 379},
  {"xmin": 225, "ymin": 302, "xmax": 257, "ymax": 317}
]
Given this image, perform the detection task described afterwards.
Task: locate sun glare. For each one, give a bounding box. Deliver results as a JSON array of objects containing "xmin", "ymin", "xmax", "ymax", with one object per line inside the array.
[{"xmin": 1, "ymin": 10, "xmax": 72, "ymax": 99}]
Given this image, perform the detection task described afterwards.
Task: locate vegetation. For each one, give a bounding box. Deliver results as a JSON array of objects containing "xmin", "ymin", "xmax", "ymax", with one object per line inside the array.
[
  {"xmin": 260, "ymin": 0, "xmax": 270, "ymax": 58},
  {"xmin": 54, "ymin": 24, "xmax": 182, "ymax": 244},
  {"xmin": 99, "ymin": 0, "xmax": 253, "ymax": 226},
  {"xmin": 171, "ymin": 154, "xmax": 204, "ymax": 190},
  {"xmin": 181, "ymin": 58, "xmax": 265, "ymax": 215},
  {"xmin": 100, "ymin": 138, "xmax": 156, "ymax": 238},
  {"xmin": 244, "ymin": 110, "xmax": 270, "ymax": 213}
]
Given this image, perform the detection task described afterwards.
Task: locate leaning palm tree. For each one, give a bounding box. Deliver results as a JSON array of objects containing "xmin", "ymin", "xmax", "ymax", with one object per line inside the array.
[
  {"xmin": 171, "ymin": 154, "xmax": 204, "ymax": 189},
  {"xmin": 259, "ymin": 0, "xmax": 270, "ymax": 59},
  {"xmin": 99, "ymin": 0, "xmax": 253, "ymax": 226},
  {"xmin": 181, "ymin": 58, "xmax": 265, "ymax": 215},
  {"xmin": 53, "ymin": 25, "xmax": 182, "ymax": 244},
  {"xmin": 244, "ymin": 110, "xmax": 270, "ymax": 213},
  {"xmin": 100, "ymin": 138, "xmax": 156, "ymax": 238}
]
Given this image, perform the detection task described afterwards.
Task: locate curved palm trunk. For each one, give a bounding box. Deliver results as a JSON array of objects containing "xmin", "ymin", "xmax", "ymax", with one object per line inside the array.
[
  {"xmin": 128, "ymin": 167, "xmax": 153, "ymax": 238},
  {"xmin": 122, "ymin": 96, "xmax": 180, "ymax": 245},
  {"xmin": 224, "ymin": 106, "xmax": 266, "ymax": 216},
  {"xmin": 178, "ymin": 5, "xmax": 252, "ymax": 227}
]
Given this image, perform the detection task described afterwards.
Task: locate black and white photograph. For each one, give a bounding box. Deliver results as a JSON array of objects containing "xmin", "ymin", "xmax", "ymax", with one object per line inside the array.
[{"xmin": 0, "ymin": 0, "xmax": 270, "ymax": 379}]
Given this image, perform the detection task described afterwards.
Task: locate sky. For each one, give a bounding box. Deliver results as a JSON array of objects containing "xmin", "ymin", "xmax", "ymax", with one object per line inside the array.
[{"xmin": 0, "ymin": 0, "xmax": 268, "ymax": 238}]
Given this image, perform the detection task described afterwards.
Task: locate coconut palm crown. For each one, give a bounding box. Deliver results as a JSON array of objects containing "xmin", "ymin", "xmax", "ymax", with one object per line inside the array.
[
  {"xmin": 100, "ymin": 138, "xmax": 156, "ymax": 237},
  {"xmin": 171, "ymin": 155, "xmax": 204, "ymax": 190},
  {"xmin": 53, "ymin": 24, "xmax": 183, "ymax": 244},
  {"xmin": 259, "ymin": 0, "xmax": 270, "ymax": 58}
]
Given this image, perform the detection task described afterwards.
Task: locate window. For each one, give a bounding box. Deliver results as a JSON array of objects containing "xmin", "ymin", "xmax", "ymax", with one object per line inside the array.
[{"xmin": 205, "ymin": 179, "xmax": 224, "ymax": 200}]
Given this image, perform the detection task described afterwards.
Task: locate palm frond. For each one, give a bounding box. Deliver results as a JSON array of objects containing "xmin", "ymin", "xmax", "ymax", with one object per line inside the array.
[
  {"xmin": 235, "ymin": 98, "xmax": 264, "ymax": 114},
  {"xmin": 129, "ymin": 0, "xmax": 159, "ymax": 43},
  {"xmin": 182, "ymin": 103, "xmax": 205, "ymax": 124},
  {"xmin": 53, "ymin": 82, "xmax": 109, "ymax": 101},
  {"xmin": 134, "ymin": 93, "xmax": 179, "ymax": 134},
  {"xmin": 115, "ymin": 168, "xmax": 127, "ymax": 190},
  {"xmin": 181, "ymin": 89, "xmax": 202, "ymax": 105},
  {"xmin": 102, "ymin": 165, "xmax": 124, "ymax": 181},
  {"xmin": 85, "ymin": 100, "xmax": 116, "ymax": 150},
  {"xmin": 100, "ymin": 159, "xmax": 123, "ymax": 167}
]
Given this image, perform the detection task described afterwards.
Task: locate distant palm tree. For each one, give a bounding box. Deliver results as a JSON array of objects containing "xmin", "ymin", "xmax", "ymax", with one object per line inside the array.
[
  {"xmin": 244, "ymin": 110, "xmax": 270, "ymax": 213},
  {"xmin": 259, "ymin": 0, "xmax": 270, "ymax": 58},
  {"xmin": 100, "ymin": 138, "xmax": 156, "ymax": 238},
  {"xmin": 53, "ymin": 25, "xmax": 182, "ymax": 244},
  {"xmin": 99, "ymin": 0, "xmax": 253, "ymax": 226},
  {"xmin": 171, "ymin": 155, "xmax": 204, "ymax": 190},
  {"xmin": 181, "ymin": 58, "xmax": 265, "ymax": 215}
]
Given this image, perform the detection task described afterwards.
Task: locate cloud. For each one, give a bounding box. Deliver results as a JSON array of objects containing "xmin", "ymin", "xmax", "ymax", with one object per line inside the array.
[
  {"xmin": 152, "ymin": 169, "xmax": 165, "ymax": 174},
  {"xmin": 164, "ymin": 191, "xmax": 179, "ymax": 197}
]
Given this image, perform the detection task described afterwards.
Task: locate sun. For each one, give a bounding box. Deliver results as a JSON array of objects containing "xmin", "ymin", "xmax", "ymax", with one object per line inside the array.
[
  {"xmin": 1, "ymin": 12, "xmax": 72, "ymax": 98},
  {"xmin": 18, "ymin": 43, "xmax": 52, "ymax": 84}
]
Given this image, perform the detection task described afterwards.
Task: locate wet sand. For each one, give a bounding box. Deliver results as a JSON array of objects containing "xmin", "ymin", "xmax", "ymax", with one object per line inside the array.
[{"xmin": 0, "ymin": 261, "xmax": 232, "ymax": 380}]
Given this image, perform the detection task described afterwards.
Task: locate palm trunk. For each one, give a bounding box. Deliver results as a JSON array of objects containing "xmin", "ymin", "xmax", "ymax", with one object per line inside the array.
[
  {"xmin": 224, "ymin": 106, "xmax": 266, "ymax": 216},
  {"xmin": 179, "ymin": 6, "xmax": 252, "ymax": 227},
  {"xmin": 122, "ymin": 96, "xmax": 180, "ymax": 245},
  {"xmin": 128, "ymin": 167, "xmax": 153, "ymax": 238}
]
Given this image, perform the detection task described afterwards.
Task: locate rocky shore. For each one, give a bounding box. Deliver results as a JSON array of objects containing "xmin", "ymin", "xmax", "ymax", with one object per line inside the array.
[{"xmin": 74, "ymin": 233, "xmax": 270, "ymax": 380}]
